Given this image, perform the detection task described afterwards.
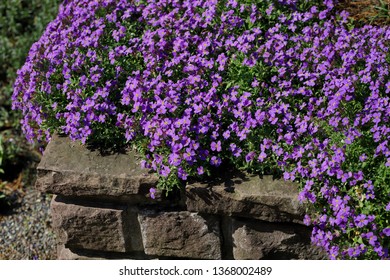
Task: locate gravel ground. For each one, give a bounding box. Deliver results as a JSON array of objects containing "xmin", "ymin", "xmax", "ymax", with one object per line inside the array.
[{"xmin": 0, "ymin": 185, "xmax": 57, "ymax": 260}]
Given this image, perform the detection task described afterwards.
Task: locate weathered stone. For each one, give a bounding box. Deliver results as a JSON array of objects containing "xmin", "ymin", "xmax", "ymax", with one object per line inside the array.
[
  {"xmin": 51, "ymin": 196, "xmax": 144, "ymax": 252},
  {"xmin": 230, "ymin": 218, "xmax": 326, "ymax": 260},
  {"xmin": 138, "ymin": 211, "xmax": 221, "ymax": 259},
  {"xmin": 36, "ymin": 134, "xmax": 158, "ymax": 199},
  {"xmin": 57, "ymin": 245, "xmax": 155, "ymax": 260},
  {"xmin": 186, "ymin": 174, "xmax": 305, "ymax": 223},
  {"xmin": 38, "ymin": 136, "xmax": 327, "ymax": 260},
  {"xmin": 57, "ymin": 245, "xmax": 105, "ymax": 260}
]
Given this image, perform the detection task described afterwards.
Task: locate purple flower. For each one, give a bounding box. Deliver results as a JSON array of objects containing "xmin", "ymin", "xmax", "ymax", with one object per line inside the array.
[
  {"xmin": 363, "ymin": 232, "xmax": 378, "ymax": 246},
  {"xmin": 230, "ymin": 143, "xmax": 242, "ymax": 157},
  {"xmin": 347, "ymin": 246, "xmax": 361, "ymax": 258},
  {"xmin": 331, "ymin": 196, "xmax": 343, "ymax": 211},
  {"xmin": 178, "ymin": 168, "xmax": 188, "ymax": 180},
  {"xmin": 168, "ymin": 153, "xmax": 181, "ymax": 166},
  {"xmin": 210, "ymin": 156, "xmax": 221, "ymax": 167},
  {"xmin": 197, "ymin": 166, "xmax": 204, "ymax": 175},
  {"xmin": 359, "ymin": 154, "xmax": 367, "ymax": 162},
  {"xmin": 354, "ymin": 214, "xmax": 368, "ymax": 228},
  {"xmin": 283, "ymin": 171, "xmax": 295, "ymax": 181},
  {"xmin": 258, "ymin": 151, "xmax": 267, "ymax": 162},
  {"xmin": 149, "ymin": 188, "xmax": 156, "ymax": 200},
  {"xmin": 265, "ymin": 4, "xmax": 274, "ymax": 16},
  {"xmin": 211, "ymin": 141, "xmax": 222, "ymax": 152},
  {"xmin": 159, "ymin": 165, "xmax": 171, "ymax": 177},
  {"xmin": 329, "ymin": 246, "xmax": 339, "ymax": 260},
  {"xmin": 374, "ymin": 246, "xmax": 385, "ymax": 257},
  {"xmin": 335, "ymin": 206, "xmax": 351, "ymax": 226},
  {"xmin": 303, "ymin": 214, "xmax": 311, "ymax": 226},
  {"xmin": 245, "ymin": 151, "xmax": 256, "ymax": 162}
]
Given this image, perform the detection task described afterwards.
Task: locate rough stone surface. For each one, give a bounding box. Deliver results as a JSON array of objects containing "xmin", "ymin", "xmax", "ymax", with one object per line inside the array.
[
  {"xmin": 138, "ymin": 211, "xmax": 221, "ymax": 259},
  {"xmin": 51, "ymin": 196, "xmax": 144, "ymax": 253},
  {"xmin": 36, "ymin": 136, "xmax": 329, "ymax": 260},
  {"xmin": 230, "ymin": 218, "xmax": 326, "ymax": 260},
  {"xmin": 186, "ymin": 175, "xmax": 305, "ymax": 223},
  {"xmin": 57, "ymin": 245, "xmax": 154, "ymax": 260},
  {"xmin": 57, "ymin": 245, "xmax": 105, "ymax": 260},
  {"xmin": 36, "ymin": 134, "xmax": 158, "ymax": 199}
]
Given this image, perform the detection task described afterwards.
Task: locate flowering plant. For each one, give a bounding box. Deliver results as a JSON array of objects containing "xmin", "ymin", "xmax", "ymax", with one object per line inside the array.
[{"xmin": 12, "ymin": 0, "xmax": 390, "ymax": 259}]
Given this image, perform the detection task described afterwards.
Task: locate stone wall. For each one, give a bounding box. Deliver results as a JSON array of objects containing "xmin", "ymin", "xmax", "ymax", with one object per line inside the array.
[{"xmin": 36, "ymin": 135, "xmax": 325, "ymax": 260}]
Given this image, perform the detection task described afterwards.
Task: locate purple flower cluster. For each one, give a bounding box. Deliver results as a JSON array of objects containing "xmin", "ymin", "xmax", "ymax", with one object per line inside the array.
[{"xmin": 12, "ymin": 0, "xmax": 390, "ymax": 259}]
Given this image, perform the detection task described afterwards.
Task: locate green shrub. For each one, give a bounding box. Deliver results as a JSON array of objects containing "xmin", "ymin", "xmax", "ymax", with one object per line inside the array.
[
  {"xmin": 0, "ymin": 0, "xmax": 61, "ymax": 167},
  {"xmin": 0, "ymin": 0, "xmax": 61, "ymax": 205}
]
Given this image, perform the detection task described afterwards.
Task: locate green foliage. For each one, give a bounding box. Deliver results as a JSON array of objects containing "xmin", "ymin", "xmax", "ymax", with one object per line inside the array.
[
  {"xmin": 0, "ymin": 0, "xmax": 61, "ymax": 204},
  {"xmin": 367, "ymin": 0, "xmax": 390, "ymax": 24},
  {"xmin": 0, "ymin": 0, "xmax": 62, "ymax": 82},
  {"xmin": 0, "ymin": 0, "xmax": 61, "ymax": 165}
]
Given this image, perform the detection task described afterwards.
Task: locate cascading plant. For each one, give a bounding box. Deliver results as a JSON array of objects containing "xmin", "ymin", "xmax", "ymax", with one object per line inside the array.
[{"xmin": 12, "ymin": 0, "xmax": 390, "ymax": 259}]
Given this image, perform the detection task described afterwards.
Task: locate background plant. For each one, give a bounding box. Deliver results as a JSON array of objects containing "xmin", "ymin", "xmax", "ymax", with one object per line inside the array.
[
  {"xmin": 0, "ymin": 0, "xmax": 61, "ymax": 205},
  {"xmin": 337, "ymin": 0, "xmax": 390, "ymax": 26},
  {"xmin": 12, "ymin": 0, "xmax": 390, "ymax": 259}
]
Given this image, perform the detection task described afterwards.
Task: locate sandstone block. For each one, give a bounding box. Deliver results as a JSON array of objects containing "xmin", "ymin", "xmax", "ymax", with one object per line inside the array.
[
  {"xmin": 36, "ymin": 134, "xmax": 158, "ymax": 199},
  {"xmin": 51, "ymin": 196, "xmax": 143, "ymax": 252},
  {"xmin": 138, "ymin": 211, "xmax": 221, "ymax": 259},
  {"xmin": 186, "ymin": 175, "xmax": 305, "ymax": 223},
  {"xmin": 57, "ymin": 245, "xmax": 105, "ymax": 260},
  {"xmin": 57, "ymin": 245, "xmax": 154, "ymax": 260},
  {"xmin": 230, "ymin": 218, "xmax": 326, "ymax": 260}
]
